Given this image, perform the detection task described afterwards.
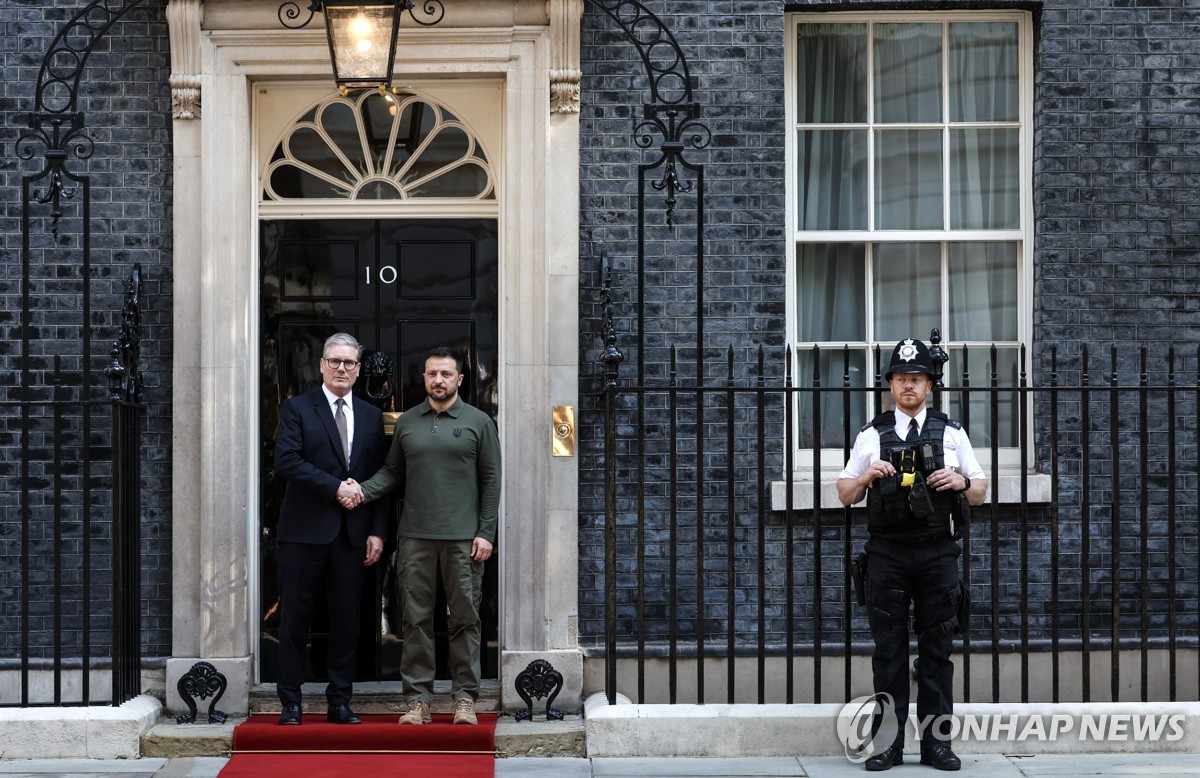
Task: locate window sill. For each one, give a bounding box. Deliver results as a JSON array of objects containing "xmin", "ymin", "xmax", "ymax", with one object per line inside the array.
[{"xmin": 769, "ymin": 473, "xmax": 1052, "ymax": 512}]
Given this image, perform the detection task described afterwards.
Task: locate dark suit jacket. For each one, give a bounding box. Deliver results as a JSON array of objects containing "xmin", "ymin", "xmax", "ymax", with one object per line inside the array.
[{"xmin": 274, "ymin": 388, "xmax": 389, "ymax": 546}]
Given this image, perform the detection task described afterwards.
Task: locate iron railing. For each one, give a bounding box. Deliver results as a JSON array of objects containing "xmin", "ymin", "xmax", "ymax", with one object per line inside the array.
[
  {"xmin": 7, "ymin": 0, "xmax": 155, "ymax": 709},
  {"xmin": 1, "ymin": 268, "xmax": 145, "ymax": 708},
  {"xmin": 598, "ymin": 334, "xmax": 1200, "ymax": 706}
]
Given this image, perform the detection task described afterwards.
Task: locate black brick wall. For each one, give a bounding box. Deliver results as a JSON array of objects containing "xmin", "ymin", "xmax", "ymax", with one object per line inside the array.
[
  {"xmin": 1033, "ymin": 0, "xmax": 1200, "ymax": 363},
  {"xmin": 578, "ymin": 0, "xmax": 1200, "ymax": 661},
  {"xmin": 1, "ymin": 1, "xmax": 173, "ymax": 663},
  {"xmin": 4, "ymin": 0, "xmax": 1199, "ymax": 682},
  {"xmin": 578, "ymin": 0, "xmax": 791, "ymax": 652}
]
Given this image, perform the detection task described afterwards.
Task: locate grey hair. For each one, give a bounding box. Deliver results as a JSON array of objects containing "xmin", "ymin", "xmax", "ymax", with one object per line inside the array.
[{"xmin": 323, "ymin": 332, "xmax": 363, "ymax": 360}]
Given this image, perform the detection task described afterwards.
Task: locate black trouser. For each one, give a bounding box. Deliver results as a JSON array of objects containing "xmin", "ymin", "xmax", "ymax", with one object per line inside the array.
[
  {"xmin": 276, "ymin": 520, "xmax": 365, "ymax": 708},
  {"xmin": 865, "ymin": 534, "xmax": 960, "ymax": 750}
]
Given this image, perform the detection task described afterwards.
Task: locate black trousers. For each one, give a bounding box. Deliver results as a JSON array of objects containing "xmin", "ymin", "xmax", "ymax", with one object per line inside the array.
[
  {"xmin": 276, "ymin": 521, "xmax": 365, "ymax": 707},
  {"xmin": 865, "ymin": 534, "xmax": 960, "ymax": 749}
]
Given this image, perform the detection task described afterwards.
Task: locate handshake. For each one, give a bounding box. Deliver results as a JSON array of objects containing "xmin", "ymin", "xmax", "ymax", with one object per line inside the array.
[{"xmin": 337, "ymin": 478, "xmax": 365, "ymax": 509}]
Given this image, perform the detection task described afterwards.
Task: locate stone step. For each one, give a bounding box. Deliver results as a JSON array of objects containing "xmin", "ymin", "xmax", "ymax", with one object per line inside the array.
[
  {"xmin": 144, "ymin": 679, "xmax": 586, "ymax": 759},
  {"xmin": 247, "ymin": 679, "xmax": 501, "ymax": 715},
  {"xmin": 141, "ymin": 712, "xmax": 586, "ymax": 759}
]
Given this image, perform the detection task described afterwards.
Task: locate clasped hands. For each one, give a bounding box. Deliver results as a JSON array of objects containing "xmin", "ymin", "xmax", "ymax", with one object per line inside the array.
[{"xmin": 337, "ymin": 478, "xmax": 364, "ymax": 509}]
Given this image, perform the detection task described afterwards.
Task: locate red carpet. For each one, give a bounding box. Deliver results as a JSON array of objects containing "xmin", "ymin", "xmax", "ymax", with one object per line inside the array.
[{"xmin": 219, "ymin": 712, "xmax": 496, "ymax": 777}]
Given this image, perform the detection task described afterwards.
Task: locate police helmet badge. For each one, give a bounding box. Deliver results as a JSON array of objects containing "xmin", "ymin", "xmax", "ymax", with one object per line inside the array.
[{"xmin": 885, "ymin": 337, "xmax": 934, "ymax": 380}]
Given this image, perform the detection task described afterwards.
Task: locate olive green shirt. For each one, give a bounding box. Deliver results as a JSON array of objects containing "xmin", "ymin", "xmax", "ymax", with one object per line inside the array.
[{"xmin": 359, "ymin": 396, "xmax": 501, "ymax": 543}]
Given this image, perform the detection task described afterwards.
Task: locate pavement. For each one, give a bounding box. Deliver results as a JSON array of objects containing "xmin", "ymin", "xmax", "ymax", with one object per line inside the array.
[{"xmin": 1, "ymin": 753, "xmax": 1200, "ymax": 777}]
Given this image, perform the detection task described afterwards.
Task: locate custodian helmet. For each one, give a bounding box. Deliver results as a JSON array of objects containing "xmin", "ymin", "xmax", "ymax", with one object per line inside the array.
[{"xmin": 884, "ymin": 338, "xmax": 934, "ymax": 381}]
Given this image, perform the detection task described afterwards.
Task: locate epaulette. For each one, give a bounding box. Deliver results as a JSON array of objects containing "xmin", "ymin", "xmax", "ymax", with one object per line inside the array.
[
  {"xmin": 859, "ymin": 421, "xmax": 874, "ymax": 433},
  {"xmin": 924, "ymin": 408, "xmax": 962, "ymax": 429}
]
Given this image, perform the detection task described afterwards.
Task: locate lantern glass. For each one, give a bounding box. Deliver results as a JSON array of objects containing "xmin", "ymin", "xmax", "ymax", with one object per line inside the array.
[{"xmin": 324, "ymin": 3, "xmax": 400, "ymax": 88}]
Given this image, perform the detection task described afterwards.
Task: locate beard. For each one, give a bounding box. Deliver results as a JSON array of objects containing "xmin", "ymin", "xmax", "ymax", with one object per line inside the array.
[{"xmin": 429, "ymin": 384, "xmax": 459, "ymax": 403}]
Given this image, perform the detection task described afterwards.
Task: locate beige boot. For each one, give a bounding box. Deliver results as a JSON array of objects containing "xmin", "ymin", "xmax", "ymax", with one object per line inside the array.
[
  {"xmin": 452, "ymin": 697, "xmax": 477, "ymax": 725},
  {"xmin": 398, "ymin": 699, "xmax": 431, "ymax": 725}
]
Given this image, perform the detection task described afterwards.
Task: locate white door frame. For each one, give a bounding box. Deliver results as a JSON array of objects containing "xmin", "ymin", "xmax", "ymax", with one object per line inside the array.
[{"xmin": 165, "ymin": 2, "xmax": 583, "ymax": 715}]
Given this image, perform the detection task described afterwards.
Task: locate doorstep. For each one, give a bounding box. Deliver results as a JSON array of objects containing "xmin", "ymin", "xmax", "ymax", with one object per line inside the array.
[
  {"xmin": 141, "ymin": 716, "xmax": 586, "ymax": 758},
  {"xmin": 144, "ymin": 679, "xmax": 584, "ymax": 759}
]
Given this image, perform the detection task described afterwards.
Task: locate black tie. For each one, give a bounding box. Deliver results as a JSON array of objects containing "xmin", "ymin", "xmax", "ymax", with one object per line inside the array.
[{"xmin": 905, "ymin": 418, "xmax": 919, "ymax": 444}]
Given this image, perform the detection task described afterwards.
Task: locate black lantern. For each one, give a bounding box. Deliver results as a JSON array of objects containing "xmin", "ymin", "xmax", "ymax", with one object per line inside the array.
[
  {"xmin": 279, "ymin": 1, "xmax": 446, "ymax": 94},
  {"xmin": 322, "ymin": 1, "xmax": 401, "ymax": 92}
]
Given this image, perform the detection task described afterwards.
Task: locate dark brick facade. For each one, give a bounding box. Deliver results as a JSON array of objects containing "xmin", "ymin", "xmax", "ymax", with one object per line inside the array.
[
  {"xmin": 3, "ymin": 0, "xmax": 1199, "ymax": 696},
  {"xmin": 577, "ymin": 0, "xmax": 1200, "ymax": 670},
  {"xmin": 0, "ymin": 1, "xmax": 173, "ymax": 663},
  {"xmin": 578, "ymin": 0, "xmax": 791, "ymax": 654}
]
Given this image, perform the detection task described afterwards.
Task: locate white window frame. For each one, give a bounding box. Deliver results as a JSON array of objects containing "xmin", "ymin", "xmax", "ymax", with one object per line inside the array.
[{"xmin": 781, "ymin": 10, "xmax": 1038, "ymax": 506}]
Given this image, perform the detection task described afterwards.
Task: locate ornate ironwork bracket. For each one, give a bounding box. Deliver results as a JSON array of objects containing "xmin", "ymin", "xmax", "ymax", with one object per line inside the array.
[
  {"xmin": 586, "ymin": 1, "xmax": 711, "ymax": 226},
  {"xmin": 175, "ymin": 661, "xmax": 229, "ymax": 725},
  {"xmin": 20, "ymin": 0, "xmax": 155, "ymax": 235},
  {"xmin": 598, "ymin": 255, "xmax": 625, "ymax": 392},
  {"xmin": 17, "ymin": 113, "xmax": 94, "ymax": 241},
  {"xmin": 278, "ymin": 0, "xmax": 446, "ymax": 30},
  {"xmin": 514, "ymin": 659, "xmax": 565, "ymax": 722},
  {"xmin": 636, "ymin": 101, "xmax": 708, "ymax": 227},
  {"xmin": 104, "ymin": 266, "xmax": 145, "ymax": 404}
]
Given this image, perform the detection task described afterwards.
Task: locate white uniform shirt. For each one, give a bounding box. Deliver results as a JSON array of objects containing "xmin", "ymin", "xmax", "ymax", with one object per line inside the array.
[{"xmin": 838, "ymin": 408, "xmax": 985, "ymax": 483}]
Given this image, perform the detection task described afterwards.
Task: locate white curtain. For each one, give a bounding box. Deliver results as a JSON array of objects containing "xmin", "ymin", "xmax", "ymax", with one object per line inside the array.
[{"xmin": 795, "ymin": 21, "xmax": 1019, "ymax": 337}]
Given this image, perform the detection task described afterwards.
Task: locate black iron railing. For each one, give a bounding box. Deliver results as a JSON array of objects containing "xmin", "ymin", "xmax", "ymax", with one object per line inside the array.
[
  {"xmin": 8, "ymin": 0, "xmax": 154, "ymax": 709},
  {"xmin": 597, "ymin": 332, "xmax": 1200, "ymax": 706},
  {"xmin": 1, "ymin": 268, "xmax": 145, "ymax": 708}
]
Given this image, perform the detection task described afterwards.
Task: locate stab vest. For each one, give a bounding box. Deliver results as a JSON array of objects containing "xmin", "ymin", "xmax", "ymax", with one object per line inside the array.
[{"xmin": 865, "ymin": 409, "xmax": 962, "ymax": 541}]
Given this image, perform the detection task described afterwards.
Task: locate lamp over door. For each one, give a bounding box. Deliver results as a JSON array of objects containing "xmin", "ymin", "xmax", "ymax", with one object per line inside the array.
[
  {"xmin": 323, "ymin": 1, "xmax": 401, "ymax": 93},
  {"xmin": 278, "ymin": 1, "xmax": 446, "ymax": 94}
]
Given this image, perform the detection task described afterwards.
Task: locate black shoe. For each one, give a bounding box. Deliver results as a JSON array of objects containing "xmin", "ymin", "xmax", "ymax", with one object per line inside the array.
[
  {"xmin": 327, "ymin": 703, "xmax": 362, "ymax": 724},
  {"xmin": 920, "ymin": 743, "xmax": 961, "ymax": 771},
  {"xmin": 864, "ymin": 745, "xmax": 903, "ymax": 771},
  {"xmin": 278, "ymin": 703, "xmax": 302, "ymax": 725}
]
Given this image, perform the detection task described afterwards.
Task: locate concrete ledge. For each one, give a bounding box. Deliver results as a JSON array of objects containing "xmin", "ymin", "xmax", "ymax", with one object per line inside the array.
[
  {"xmin": 141, "ymin": 714, "xmax": 587, "ymax": 759},
  {"xmin": 0, "ymin": 694, "xmax": 162, "ymax": 759},
  {"xmin": 141, "ymin": 718, "xmax": 238, "ymax": 758},
  {"xmin": 496, "ymin": 715, "xmax": 586, "ymax": 757},
  {"xmin": 583, "ymin": 694, "xmax": 1200, "ymax": 757}
]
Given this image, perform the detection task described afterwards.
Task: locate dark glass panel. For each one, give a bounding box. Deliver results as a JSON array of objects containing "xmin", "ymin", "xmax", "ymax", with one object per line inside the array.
[
  {"xmin": 269, "ymin": 164, "xmax": 351, "ymax": 199},
  {"xmin": 402, "ymin": 126, "xmax": 471, "ymax": 186},
  {"xmin": 279, "ymin": 240, "xmax": 360, "ymax": 299},
  {"xmin": 416, "ymin": 163, "xmax": 491, "ymax": 199},
  {"xmin": 396, "ymin": 240, "xmax": 475, "ymax": 299}
]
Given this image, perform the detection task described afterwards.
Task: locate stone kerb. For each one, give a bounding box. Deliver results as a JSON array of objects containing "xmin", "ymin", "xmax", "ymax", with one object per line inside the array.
[
  {"xmin": 583, "ymin": 693, "xmax": 1200, "ymax": 758},
  {"xmin": 0, "ymin": 694, "xmax": 161, "ymax": 759}
]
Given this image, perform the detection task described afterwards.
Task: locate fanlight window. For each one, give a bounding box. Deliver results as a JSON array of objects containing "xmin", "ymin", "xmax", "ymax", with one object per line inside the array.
[{"xmin": 263, "ymin": 91, "xmax": 495, "ymax": 200}]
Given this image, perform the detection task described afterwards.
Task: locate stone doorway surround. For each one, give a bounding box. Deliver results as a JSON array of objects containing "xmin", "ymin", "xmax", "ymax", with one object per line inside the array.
[{"xmin": 164, "ymin": 0, "xmax": 585, "ymax": 716}]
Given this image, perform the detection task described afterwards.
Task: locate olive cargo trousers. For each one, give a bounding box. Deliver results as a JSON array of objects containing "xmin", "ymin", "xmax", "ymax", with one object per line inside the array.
[{"xmin": 397, "ymin": 536, "xmax": 484, "ymax": 703}]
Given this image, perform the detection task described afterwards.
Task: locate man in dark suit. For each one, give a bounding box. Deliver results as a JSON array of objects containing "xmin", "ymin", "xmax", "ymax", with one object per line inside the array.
[{"xmin": 273, "ymin": 333, "xmax": 389, "ymax": 725}]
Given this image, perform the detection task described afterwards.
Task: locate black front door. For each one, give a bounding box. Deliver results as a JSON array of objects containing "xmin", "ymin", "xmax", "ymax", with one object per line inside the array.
[{"xmin": 258, "ymin": 217, "xmax": 499, "ymax": 685}]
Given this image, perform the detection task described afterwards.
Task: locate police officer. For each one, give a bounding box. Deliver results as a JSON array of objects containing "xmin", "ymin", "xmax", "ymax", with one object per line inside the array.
[{"xmin": 837, "ymin": 338, "xmax": 986, "ymax": 772}]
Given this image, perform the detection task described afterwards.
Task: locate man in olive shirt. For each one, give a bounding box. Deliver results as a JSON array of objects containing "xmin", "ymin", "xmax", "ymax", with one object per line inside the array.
[{"xmin": 339, "ymin": 347, "xmax": 501, "ymax": 726}]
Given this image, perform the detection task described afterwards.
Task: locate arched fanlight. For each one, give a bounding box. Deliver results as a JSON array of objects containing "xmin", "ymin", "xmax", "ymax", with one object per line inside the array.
[{"xmin": 278, "ymin": 1, "xmax": 446, "ymax": 94}]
